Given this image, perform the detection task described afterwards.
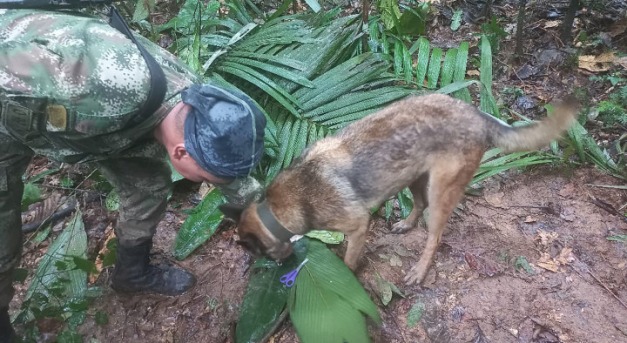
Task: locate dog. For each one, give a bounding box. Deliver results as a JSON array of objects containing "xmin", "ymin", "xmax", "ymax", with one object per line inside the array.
[{"xmin": 224, "ymin": 93, "xmax": 577, "ymax": 285}]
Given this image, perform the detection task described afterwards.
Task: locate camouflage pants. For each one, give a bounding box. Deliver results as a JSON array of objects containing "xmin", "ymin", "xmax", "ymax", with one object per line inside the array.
[{"xmin": 0, "ymin": 132, "xmax": 172, "ymax": 309}]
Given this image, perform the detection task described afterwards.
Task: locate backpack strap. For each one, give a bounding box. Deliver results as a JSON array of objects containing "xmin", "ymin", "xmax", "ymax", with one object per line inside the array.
[{"xmin": 107, "ymin": 6, "xmax": 167, "ymax": 126}]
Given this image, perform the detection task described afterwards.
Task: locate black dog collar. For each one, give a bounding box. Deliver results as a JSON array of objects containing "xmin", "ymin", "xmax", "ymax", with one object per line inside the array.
[{"xmin": 256, "ymin": 200, "xmax": 294, "ymax": 242}]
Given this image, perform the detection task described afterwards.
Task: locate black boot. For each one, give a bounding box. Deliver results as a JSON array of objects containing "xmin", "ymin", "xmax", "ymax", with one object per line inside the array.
[
  {"xmin": 0, "ymin": 307, "xmax": 16, "ymax": 343},
  {"xmin": 111, "ymin": 240, "xmax": 196, "ymax": 296}
]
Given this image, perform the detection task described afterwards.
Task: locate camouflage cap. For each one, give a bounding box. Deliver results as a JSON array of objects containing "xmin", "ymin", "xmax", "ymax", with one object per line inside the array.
[{"xmin": 181, "ymin": 84, "xmax": 266, "ymax": 179}]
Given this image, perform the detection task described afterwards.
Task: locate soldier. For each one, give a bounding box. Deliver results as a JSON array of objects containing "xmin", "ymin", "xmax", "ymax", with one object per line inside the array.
[{"xmin": 0, "ymin": 9, "xmax": 266, "ymax": 341}]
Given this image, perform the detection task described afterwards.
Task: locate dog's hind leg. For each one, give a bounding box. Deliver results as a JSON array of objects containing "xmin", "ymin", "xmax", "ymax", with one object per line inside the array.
[
  {"xmin": 404, "ymin": 154, "xmax": 481, "ymax": 285},
  {"xmin": 391, "ymin": 173, "xmax": 429, "ymax": 233}
]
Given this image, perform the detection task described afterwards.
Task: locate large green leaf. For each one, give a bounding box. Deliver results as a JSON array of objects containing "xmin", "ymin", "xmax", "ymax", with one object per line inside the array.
[
  {"xmin": 173, "ymin": 188, "xmax": 226, "ymax": 260},
  {"xmin": 236, "ymin": 259, "xmax": 298, "ymax": 343},
  {"xmin": 288, "ymin": 239, "xmax": 381, "ymax": 343},
  {"xmin": 21, "ymin": 210, "xmax": 88, "ymax": 324}
]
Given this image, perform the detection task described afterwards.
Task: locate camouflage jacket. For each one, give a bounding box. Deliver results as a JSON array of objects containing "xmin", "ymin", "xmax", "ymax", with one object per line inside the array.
[{"xmin": 0, "ymin": 9, "xmax": 201, "ymax": 163}]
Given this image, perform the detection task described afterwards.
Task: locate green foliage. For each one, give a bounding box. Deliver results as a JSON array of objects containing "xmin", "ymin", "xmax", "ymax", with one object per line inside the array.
[
  {"xmin": 236, "ymin": 238, "xmax": 380, "ymax": 343},
  {"xmin": 479, "ymin": 16, "xmax": 507, "ymax": 53},
  {"xmin": 305, "ymin": 230, "xmax": 344, "ymax": 244},
  {"xmin": 15, "ymin": 210, "xmax": 95, "ymax": 339},
  {"xmin": 236, "ymin": 253, "xmax": 299, "ymax": 343},
  {"xmin": 288, "ymin": 239, "xmax": 380, "ymax": 343},
  {"xmin": 514, "ymin": 256, "xmax": 535, "ymax": 275},
  {"xmin": 450, "ymin": 9, "xmax": 463, "ymax": 31},
  {"xmin": 173, "ymin": 188, "xmax": 225, "ymax": 260},
  {"xmin": 406, "ymin": 300, "xmax": 425, "ymax": 327},
  {"xmin": 105, "ymin": 189, "xmax": 120, "ymax": 212},
  {"xmin": 21, "ymin": 182, "xmax": 41, "ymax": 211}
]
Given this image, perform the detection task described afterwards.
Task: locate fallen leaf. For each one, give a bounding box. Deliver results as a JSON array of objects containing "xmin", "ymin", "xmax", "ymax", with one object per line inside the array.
[
  {"xmin": 544, "ymin": 20, "xmax": 560, "ymax": 28},
  {"xmin": 467, "ymin": 69, "xmax": 481, "ymax": 77},
  {"xmin": 484, "ymin": 192, "xmax": 505, "ymax": 208},
  {"xmin": 556, "ymin": 247, "xmax": 575, "ymax": 265},
  {"xmin": 90, "ymin": 224, "xmax": 116, "ymax": 284},
  {"xmin": 390, "ymin": 255, "xmax": 403, "ymax": 267},
  {"xmin": 615, "ymin": 56, "xmax": 627, "ymax": 69},
  {"xmin": 394, "ymin": 245, "xmax": 413, "ymax": 257},
  {"xmin": 579, "ymin": 53, "xmax": 616, "ymax": 72},
  {"xmin": 537, "ymin": 261, "xmax": 559, "ymax": 272},
  {"xmin": 536, "ymin": 230, "xmax": 559, "ymax": 247},
  {"xmin": 524, "ymin": 216, "xmax": 538, "ymax": 223}
]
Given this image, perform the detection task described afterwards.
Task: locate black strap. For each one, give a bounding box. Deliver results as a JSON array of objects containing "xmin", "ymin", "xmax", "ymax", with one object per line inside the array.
[
  {"xmin": 256, "ymin": 201, "xmax": 294, "ymax": 243},
  {"xmin": 108, "ymin": 6, "xmax": 166, "ymax": 126}
]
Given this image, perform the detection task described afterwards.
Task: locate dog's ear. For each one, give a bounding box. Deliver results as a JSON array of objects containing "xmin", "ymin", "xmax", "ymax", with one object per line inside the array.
[{"xmin": 219, "ymin": 203, "xmax": 245, "ymax": 223}]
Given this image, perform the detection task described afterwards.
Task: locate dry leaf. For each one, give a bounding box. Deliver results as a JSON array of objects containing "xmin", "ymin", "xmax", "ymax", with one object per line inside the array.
[
  {"xmin": 484, "ymin": 192, "xmax": 505, "ymax": 208},
  {"xmin": 90, "ymin": 224, "xmax": 116, "ymax": 284},
  {"xmin": 389, "ymin": 255, "xmax": 403, "ymax": 267},
  {"xmin": 556, "ymin": 247, "xmax": 575, "ymax": 265},
  {"xmin": 537, "ymin": 261, "xmax": 559, "ymax": 272},
  {"xmin": 579, "ymin": 53, "xmax": 616, "ymax": 72},
  {"xmin": 536, "ymin": 230, "xmax": 559, "ymax": 247},
  {"xmin": 615, "ymin": 57, "xmax": 627, "ymax": 70},
  {"xmin": 544, "ymin": 20, "xmax": 560, "ymax": 28},
  {"xmin": 524, "ymin": 216, "xmax": 538, "ymax": 223},
  {"xmin": 467, "ymin": 69, "xmax": 481, "ymax": 77}
]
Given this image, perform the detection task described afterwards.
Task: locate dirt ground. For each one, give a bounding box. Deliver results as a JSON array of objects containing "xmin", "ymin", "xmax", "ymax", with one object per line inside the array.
[
  {"xmin": 15, "ymin": 165, "xmax": 626, "ymax": 343},
  {"xmin": 7, "ymin": 1, "xmax": 627, "ymax": 342}
]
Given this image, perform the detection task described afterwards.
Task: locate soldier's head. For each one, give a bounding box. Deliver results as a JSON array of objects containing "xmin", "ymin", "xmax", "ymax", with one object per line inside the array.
[{"xmin": 162, "ymin": 84, "xmax": 266, "ymax": 185}]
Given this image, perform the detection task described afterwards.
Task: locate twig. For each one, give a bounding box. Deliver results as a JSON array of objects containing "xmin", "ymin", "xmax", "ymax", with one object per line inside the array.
[
  {"xmin": 588, "ymin": 195, "xmax": 627, "ymax": 223},
  {"xmin": 259, "ymin": 309, "xmax": 289, "ymax": 343},
  {"xmin": 570, "ymin": 265, "xmax": 627, "ymax": 310}
]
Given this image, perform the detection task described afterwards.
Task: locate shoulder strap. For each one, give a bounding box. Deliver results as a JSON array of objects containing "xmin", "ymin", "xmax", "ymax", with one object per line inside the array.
[{"xmin": 107, "ymin": 6, "xmax": 167, "ymax": 126}]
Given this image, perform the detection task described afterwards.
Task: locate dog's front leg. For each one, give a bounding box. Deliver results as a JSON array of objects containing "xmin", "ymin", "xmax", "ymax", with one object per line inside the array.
[{"xmin": 341, "ymin": 217, "xmax": 371, "ymax": 271}]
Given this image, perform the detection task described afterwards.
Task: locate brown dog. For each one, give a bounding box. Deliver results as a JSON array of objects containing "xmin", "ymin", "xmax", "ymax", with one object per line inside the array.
[{"xmin": 227, "ymin": 93, "xmax": 577, "ymax": 285}]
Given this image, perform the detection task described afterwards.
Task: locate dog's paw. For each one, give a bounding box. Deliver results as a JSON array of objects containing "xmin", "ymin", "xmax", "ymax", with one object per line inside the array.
[
  {"xmin": 404, "ymin": 266, "xmax": 427, "ymax": 285},
  {"xmin": 391, "ymin": 220, "xmax": 413, "ymax": 234}
]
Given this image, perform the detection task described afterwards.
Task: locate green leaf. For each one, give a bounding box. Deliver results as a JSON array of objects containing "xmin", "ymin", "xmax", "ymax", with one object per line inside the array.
[
  {"xmin": 173, "ymin": 188, "xmax": 226, "ymax": 260},
  {"xmin": 105, "ymin": 189, "xmax": 120, "ymax": 212},
  {"xmin": 132, "ymin": 0, "xmax": 155, "ymax": 22},
  {"xmin": 23, "ymin": 210, "xmax": 88, "ymax": 322},
  {"xmin": 407, "ymin": 300, "xmax": 425, "ymax": 327},
  {"xmin": 452, "ymin": 41, "xmax": 471, "ymax": 102},
  {"xmin": 607, "ymin": 235, "xmax": 627, "ymax": 242},
  {"xmin": 168, "ymin": 159, "xmax": 185, "ymax": 183},
  {"xmin": 440, "ymin": 48, "xmax": 458, "ymax": 87},
  {"xmin": 303, "ymin": 0, "xmax": 321, "ymax": 12},
  {"xmin": 95, "ymin": 311, "xmax": 109, "ymax": 326},
  {"xmin": 305, "ymin": 230, "xmax": 345, "ymax": 244},
  {"xmin": 415, "ymin": 37, "xmax": 430, "ymax": 87},
  {"xmin": 479, "ymin": 35, "xmax": 498, "ymax": 116},
  {"xmin": 378, "ymin": 0, "xmax": 402, "ymax": 30},
  {"xmin": 288, "ymin": 239, "xmax": 380, "ymax": 343},
  {"xmin": 236, "ymin": 257, "xmax": 297, "ymax": 343},
  {"xmin": 426, "ymin": 47, "xmax": 443, "ymax": 89},
  {"xmin": 21, "ymin": 182, "xmax": 41, "ymax": 211},
  {"xmin": 72, "ymin": 256, "xmax": 97, "ymax": 275},
  {"xmin": 397, "ymin": 188, "xmax": 413, "ymax": 219},
  {"xmin": 32, "ymin": 225, "xmax": 51, "ymax": 245},
  {"xmin": 450, "ymin": 9, "xmax": 463, "ymax": 31},
  {"xmin": 514, "ymin": 256, "xmax": 535, "ymax": 274}
]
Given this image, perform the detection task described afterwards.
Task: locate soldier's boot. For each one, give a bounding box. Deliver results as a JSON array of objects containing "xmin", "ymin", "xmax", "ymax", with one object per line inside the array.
[
  {"xmin": 0, "ymin": 307, "xmax": 16, "ymax": 343},
  {"xmin": 111, "ymin": 240, "xmax": 196, "ymax": 296}
]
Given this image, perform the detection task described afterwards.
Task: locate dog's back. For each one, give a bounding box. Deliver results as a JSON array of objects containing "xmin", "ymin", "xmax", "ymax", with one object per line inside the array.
[{"xmin": 286, "ymin": 94, "xmax": 575, "ymax": 209}]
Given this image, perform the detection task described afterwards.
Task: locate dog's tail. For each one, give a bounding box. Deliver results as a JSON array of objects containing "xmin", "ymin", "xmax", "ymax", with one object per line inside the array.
[{"xmin": 485, "ymin": 100, "xmax": 578, "ymax": 153}]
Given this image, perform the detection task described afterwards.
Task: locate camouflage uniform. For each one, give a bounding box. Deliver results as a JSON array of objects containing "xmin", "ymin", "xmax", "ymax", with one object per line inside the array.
[{"xmin": 0, "ymin": 9, "xmax": 259, "ymax": 309}]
